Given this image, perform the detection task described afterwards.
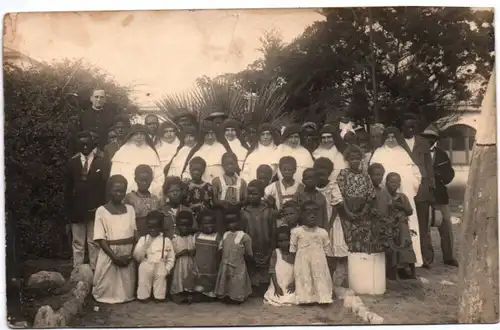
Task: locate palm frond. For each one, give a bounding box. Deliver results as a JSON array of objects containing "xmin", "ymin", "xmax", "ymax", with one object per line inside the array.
[
  {"xmin": 155, "ymin": 92, "xmax": 197, "ymax": 123},
  {"xmin": 244, "ymin": 80, "xmax": 293, "ymax": 127}
]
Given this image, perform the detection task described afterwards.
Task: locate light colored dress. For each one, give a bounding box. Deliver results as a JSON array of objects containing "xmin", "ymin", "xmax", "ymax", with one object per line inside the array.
[
  {"xmin": 167, "ymin": 145, "xmax": 193, "ymax": 178},
  {"xmin": 290, "ymin": 225, "xmax": 333, "ymax": 304},
  {"xmin": 214, "ymin": 230, "xmax": 253, "ymax": 302},
  {"xmin": 156, "ymin": 138, "xmax": 181, "ymax": 170},
  {"xmin": 241, "ymin": 142, "xmax": 278, "ymax": 183},
  {"xmin": 170, "ymin": 234, "xmax": 195, "ymax": 295},
  {"xmin": 92, "ymin": 204, "xmax": 137, "ymax": 304},
  {"xmin": 263, "ymin": 249, "xmax": 296, "ymax": 306}
]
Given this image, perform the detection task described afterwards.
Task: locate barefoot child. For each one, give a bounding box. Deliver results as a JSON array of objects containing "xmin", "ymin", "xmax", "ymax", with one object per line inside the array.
[
  {"xmin": 133, "ymin": 210, "xmax": 176, "ymax": 302},
  {"xmin": 263, "ymin": 226, "xmax": 297, "ymax": 306},
  {"xmin": 314, "ymin": 157, "xmax": 348, "ymax": 288},
  {"xmin": 170, "ymin": 210, "xmax": 196, "ymax": 304},
  {"xmin": 291, "ymin": 200, "xmax": 335, "ymax": 305},
  {"xmin": 264, "ymin": 156, "xmax": 303, "ymax": 210},
  {"xmin": 386, "ymin": 172, "xmax": 417, "ymax": 280},
  {"xmin": 241, "ymin": 180, "xmax": 277, "ymax": 296},
  {"xmin": 294, "ymin": 168, "xmax": 329, "ymax": 229},
  {"xmin": 212, "ymin": 152, "xmax": 247, "ymax": 204},
  {"xmin": 184, "ymin": 209, "xmax": 221, "ymax": 302},
  {"xmin": 215, "ymin": 204, "xmax": 253, "ymax": 304}
]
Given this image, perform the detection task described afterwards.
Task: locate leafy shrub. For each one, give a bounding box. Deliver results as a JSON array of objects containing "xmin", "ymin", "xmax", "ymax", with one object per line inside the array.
[{"xmin": 4, "ymin": 59, "xmax": 137, "ymax": 261}]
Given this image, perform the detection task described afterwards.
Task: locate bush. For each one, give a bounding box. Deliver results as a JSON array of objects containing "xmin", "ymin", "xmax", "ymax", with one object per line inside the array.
[{"xmin": 4, "ymin": 59, "xmax": 137, "ymax": 262}]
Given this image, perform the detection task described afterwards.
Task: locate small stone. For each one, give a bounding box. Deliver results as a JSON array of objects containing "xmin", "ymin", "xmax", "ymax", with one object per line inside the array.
[
  {"xmin": 419, "ymin": 277, "xmax": 430, "ymax": 284},
  {"xmin": 358, "ymin": 307, "xmax": 370, "ymax": 322},
  {"xmin": 93, "ymin": 306, "xmax": 100, "ymax": 312},
  {"xmin": 440, "ymin": 280, "xmax": 456, "ymax": 286},
  {"xmin": 33, "ymin": 305, "xmax": 56, "ymax": 328},
  {"xmin": 368, "ymin": 312, "xmax": 384, "ymax": 324}
]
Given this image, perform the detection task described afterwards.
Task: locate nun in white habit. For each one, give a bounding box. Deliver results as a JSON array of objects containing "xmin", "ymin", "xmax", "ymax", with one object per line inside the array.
[
  {"xmin": 165, "ymin": 125, "xmax": 198, "ymax": 179},
  {"xmin": 155, "ymin": 121, "xmax": 181, "ymax": 171},
  {"xmin": 222, "ymin": 118, "xmax": 248, "ymax": 170},
  {"xmin": 276, "ymin": 124, "xmax": 314, "ymax": 182}
]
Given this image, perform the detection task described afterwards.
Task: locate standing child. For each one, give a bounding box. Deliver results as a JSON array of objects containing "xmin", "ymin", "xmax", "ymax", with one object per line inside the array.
[
  {"xmin": 133, "ymin": 211, "xmax": 176, "ymax": 302},
  {"xmin": 170, "ymin": 210, "xmax": 196, "ymax": 304},
  {"xmin": 212, "ymin": 152, "xmax": 247, "ymax": 204},
  {"xmin": 294, "ymin": 168, "xmax": 329, "ymax": 229},
  {"xmin": 162, "ymin": 176, "xmax": 193, "ymax": 239},
  {"xmin": 264, "ymin": 156, "xmax": 303, "ymax": 210},
  {"xmin": 291, "ymin": 200, "xmax": 335, "ymax": 305},
  {"xmin": 241, "ymin": 180, "xmax": 277, "ymax": 296},
  {"xmin": 314, "ymin": 157, "xmax": 348, "ymax": 288},
  {"xmin": 263, "ymin": 226, "xmax": 297, "ymax": 306},
  {"xmin": 215, "ymin": 204, "xmax": 253, "ymax": 304},
  {"xmin": 124, "ymin": 165, "xmax": 162, "ymax": 236},
  {"xmin": 185, "ymin": 157, "xmax": 214, "ymax": 218},
  {"xmin": 385, "ymin": 172, "xmax": 417, "ymax": 280},
  {"xmin": 256, "ymin": 164, "xmax": 274, "ymax": 187},
  {"xmin": 277, "ymin": 201, "xmax": 301, "ymax": 228},
  {"xmin": 184, "ymin": 209, "xmax": 221, "ymax": 302}
]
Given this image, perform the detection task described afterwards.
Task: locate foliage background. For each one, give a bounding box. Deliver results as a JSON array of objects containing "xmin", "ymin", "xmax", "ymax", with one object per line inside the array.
[
  {"xmin": 194, "ymin": 7, "xmax": 494, "ymax": 127},
  {"xmin": 4, "ymin": 59, "xmax": 137, "ymax": 264}
]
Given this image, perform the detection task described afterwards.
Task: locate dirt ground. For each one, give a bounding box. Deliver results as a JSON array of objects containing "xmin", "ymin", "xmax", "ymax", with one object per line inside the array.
[{"xmin": 14, "ymin": 208, "xmax": 463, "ymax": 327}]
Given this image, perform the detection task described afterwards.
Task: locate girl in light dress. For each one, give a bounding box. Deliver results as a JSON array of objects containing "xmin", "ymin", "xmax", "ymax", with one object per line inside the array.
[
  {"xmin": 170, "ymin": 210, "xmax": 196, "ymax": 304},
  {"xmin": 290, "ymin": 200, "xmax": 335, "ymax": 305},
  {"xmin": 92, "ymin": 175, "xmax": 137, "ymax": 304},
  {"xmin": 263, "ymin": 226, "xmax": 296, "ymax": 306}
]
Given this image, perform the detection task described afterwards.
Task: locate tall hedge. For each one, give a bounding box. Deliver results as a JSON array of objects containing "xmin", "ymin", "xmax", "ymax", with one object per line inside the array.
[{"xmin": 4, "ymin": 59, "xmax": 137, "ymax": 263}]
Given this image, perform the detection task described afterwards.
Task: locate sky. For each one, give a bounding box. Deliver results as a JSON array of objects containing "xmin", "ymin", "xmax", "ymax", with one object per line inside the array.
[{"xmin": 5, "ymin": 9, "xmax": 324, "ymax": 106}]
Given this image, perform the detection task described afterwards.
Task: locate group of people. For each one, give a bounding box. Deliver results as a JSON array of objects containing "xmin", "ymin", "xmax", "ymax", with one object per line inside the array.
[{"xmin": 65, "ymin": 88, "xmax": 459, "ymax": 306}]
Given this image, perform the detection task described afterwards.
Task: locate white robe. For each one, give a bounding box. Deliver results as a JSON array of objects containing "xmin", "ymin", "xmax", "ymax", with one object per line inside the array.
[
  {"xmin": 227, "ymin": 139, "xmax": 248, "ymax": 170},
  {"xmin": 110, "ymin": 143, "xmax": 164, "ymax": 198},
  {"xmin": 182, "ymin": 142, "xmax": 227, "ymax": 183},
  {"xmin": 240, "ymin": 143, "xmax": 278, "ymax": 183},
  {"xmin": 167, "ymin": 145, "xmax": 193, "ymax": 179},
  {"xmin": 370, "ymin": 144, "xmax": 423, "ymax": 267},
  {"xmin": 276, "ymin": 144, "xmax": 314, "ymax": 182},
  {"xmin": 155, "ymin": 138, "xmax": 180, "ymax": 171},
  {"xmin": 313, "ymin": 145, "xmax": 348, "ymax": 182}
]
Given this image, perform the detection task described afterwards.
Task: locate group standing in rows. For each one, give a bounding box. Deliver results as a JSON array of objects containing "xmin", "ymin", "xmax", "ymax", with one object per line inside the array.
[{"xmin": 65, "ymin": 89, "xmax": 459, "ymax": 306}]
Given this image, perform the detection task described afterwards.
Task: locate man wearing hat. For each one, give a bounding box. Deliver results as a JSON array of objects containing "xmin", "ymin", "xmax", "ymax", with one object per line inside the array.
[
  {"xmin": 173, "ymin": 112, "xmax": 198, "ymax": 131},
  {"xmin": 400, "ymin": 112, "xmax": 436, "ymax": 268},
  {"xmin": 205, "ymin": 109, "xmax": 229, "ymax": 128},
  {"xmin": 422, "ymin": 125, "xmax": 458, "ymax": 267}
]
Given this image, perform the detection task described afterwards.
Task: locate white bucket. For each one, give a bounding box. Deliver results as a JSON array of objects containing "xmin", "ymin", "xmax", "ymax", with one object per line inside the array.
[{"xmin": 348, "ymin": 252, "xmax": 386, "ymax": 295}]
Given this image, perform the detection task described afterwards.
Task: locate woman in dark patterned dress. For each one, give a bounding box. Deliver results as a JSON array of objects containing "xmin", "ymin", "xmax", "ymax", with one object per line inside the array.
[{"xmin": 336, "ymin": 145, "xmax": 384, "ymax": 254}]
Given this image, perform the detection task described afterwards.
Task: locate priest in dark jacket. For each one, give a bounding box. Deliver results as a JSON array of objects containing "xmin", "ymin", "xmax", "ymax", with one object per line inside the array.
[{"xmin": 422, "ymin": 125, "xmax": 459, "ymax": 267}]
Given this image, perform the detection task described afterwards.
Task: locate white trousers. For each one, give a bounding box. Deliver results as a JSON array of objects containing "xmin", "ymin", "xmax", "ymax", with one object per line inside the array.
[
  {"xmin": 71, "ymin": 220, "xmax": 99, "ymax": 270},
  {"xmin": 137, "ymin": 260, "xmax": 168, "ymax": 300}
]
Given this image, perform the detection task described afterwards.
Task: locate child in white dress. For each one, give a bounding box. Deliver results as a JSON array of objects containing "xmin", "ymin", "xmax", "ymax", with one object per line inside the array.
[
  {"xmin": 291, "ymin": 200, "xmax": 335, "ymax": 305},
  {"xmin": 263, "ymin": 226, "xmax": 297, "ymax": 306},
  {"xmin": 133, "ymin": 210, "xmax": 176, "ymax": 302}
]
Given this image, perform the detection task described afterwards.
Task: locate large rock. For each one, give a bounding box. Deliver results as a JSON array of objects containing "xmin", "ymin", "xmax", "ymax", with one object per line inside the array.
[
  {"xmin": 69, "ymin": 264, "xmax": 94, "ymax": 285},
  {"xmin": 33, "ymin": 305, "xmax": 66, "ymax": 328},
  {"xmin": 26, "ymin": 271, "xmax": 66, "ymax": 296}
]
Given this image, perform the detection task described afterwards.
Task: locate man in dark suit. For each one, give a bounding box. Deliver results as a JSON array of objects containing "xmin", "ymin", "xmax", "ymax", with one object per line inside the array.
[
  {"xmin": 422, "ymin": 125, "xmax": 459, "ymax": 267},
  {"xmin": 78, "ymin": 89, "xmax": 117, "ymax": 150},
  {"xmin": 400, "ymin": 113, "xmax": 436, "ymax": 268},
  {"xmin": 65, "ymin": 131, "xmax": 107, "ymax": 270}
]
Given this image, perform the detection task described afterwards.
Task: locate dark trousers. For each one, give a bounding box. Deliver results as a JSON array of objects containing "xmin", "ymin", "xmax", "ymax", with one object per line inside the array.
[
  {"xmin": 433, "ymin": 204, "xmax": 455, "ymax": 261},
  {"xmin": 415, "ymin": 201, "xmax": 435, "ymax": 265}
]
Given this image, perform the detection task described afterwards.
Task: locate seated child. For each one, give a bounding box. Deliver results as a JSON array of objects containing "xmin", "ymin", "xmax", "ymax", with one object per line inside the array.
[
  {"xmin": 264, "ymin": 156, "xmax": 302, "ymax": 210},
  {"xmin": 184, "ymin": 209, "xmax": 221, "ymax": 302},
  {"xmin": 314, "ymin": 157, "xmax": 348, "ymax": 287},
  {"xmin": 133, "ymin": 210, "xmax": 176, "ymax": 302},
  {"xmin": 124, "ymin": 165, "xmax": 162, "ymax": 236},
  {"xmin": 291, "ymin": 200, "xmax": 335, "ymax": 305},
  {"xmin": 162, "ymin": 176, "xmax": 193, "ymax": 238},
  {"xmin": 294, "ymin": 168, "xmax": 329, "ymax": 229},
  {"xmin": 277, "ymin": 200, "xmax": 300, "ymax": 228},
  {"xmin": 185, "ymin": 157, "xmax": 214, "ymax": 217},
  {"xmin": 214, "ymin": 204, "xmax": 253, "ymax": 304},
  {"xmin": 170, "ymin": 210, "xmax": 196, "ymax": 304},
  {"xmin": 263, "ymin": 226, "xmax": 297, "ymax": 306},
  {"xmin": 241, "ymin": 180, "xmax": 278, "ymax": 296},
  {"xmin": 385, "ymin": 172, "xmax": 417, "ymax": 280},
  {"xmin": 256, "ymin": 164, "xmax": 274, "ymax": 187},
  {"xmin": 212, "ymin": 152, "xmax": 247, "ymax": 204}
]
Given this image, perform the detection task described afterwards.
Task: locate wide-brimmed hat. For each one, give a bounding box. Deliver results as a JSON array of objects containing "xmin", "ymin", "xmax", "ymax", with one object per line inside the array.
[
  {"xmin": 205, "ymin": 111, "xmax": 229, "ymax": 121},
  {"xmin": 421, "ymin": 124, "xmax": 440, "ymax": 138}
]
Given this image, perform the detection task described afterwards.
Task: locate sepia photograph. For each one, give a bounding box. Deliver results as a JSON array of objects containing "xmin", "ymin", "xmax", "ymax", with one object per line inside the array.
[{"xmin": 3, "ymin": 6, "xmax": 497, "ymax": 328}]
